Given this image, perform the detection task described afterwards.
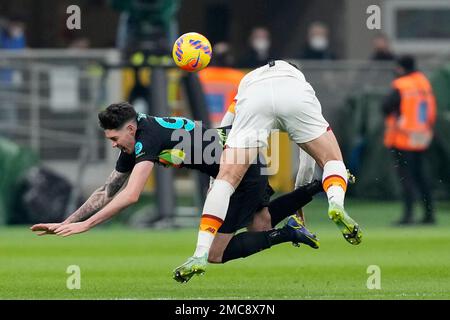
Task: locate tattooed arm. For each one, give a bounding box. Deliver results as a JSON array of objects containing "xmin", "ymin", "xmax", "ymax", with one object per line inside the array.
[
  {"xmin": 30, "ymin": 169, "xmax": 130, "ymax": 235},
  {"xmin": 63, "ymin": 169, "xmax": 131, "ymax": 223},
  {"xmin": 52, "ymin": 161, "xmax": 154, "ymax": 237}
]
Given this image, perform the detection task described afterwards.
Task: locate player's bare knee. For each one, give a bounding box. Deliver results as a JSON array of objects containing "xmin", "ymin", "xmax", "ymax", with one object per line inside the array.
[
  {"xmin": 260, "ymin": 217, "xmax": 272, "ymax": 231},
  {"xmin": 261, "ymin": 210, "xmax": 272, "ymax": 228},
  {"xmin": 248, "ymin": 222, "xmax": 271, "ymax": 232},
  {"xmin": 248, "ymin": 207, "xmax": 272, "ymax": 231}
]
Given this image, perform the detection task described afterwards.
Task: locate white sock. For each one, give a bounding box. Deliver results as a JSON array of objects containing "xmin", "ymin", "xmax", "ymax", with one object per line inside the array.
[
  {"xmin": 194, "ymin": 231, "xmax": 215, "ymax": 258},
  {"xmin": 326, "ymin": 185, "xmax": 346, "ymax": 207},
  {"xmin": 322, "ymin": 160, "xmax": 347, "ymax": 207},
  {"xmin": 193, "ymin": 179, "xmax": 235, "ymax": 257}
]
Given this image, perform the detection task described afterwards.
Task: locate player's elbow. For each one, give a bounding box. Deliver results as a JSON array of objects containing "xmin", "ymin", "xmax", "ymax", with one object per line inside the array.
[{"xmin": 125, "ymin": 192, "xmax": 140, "ymax": 205}]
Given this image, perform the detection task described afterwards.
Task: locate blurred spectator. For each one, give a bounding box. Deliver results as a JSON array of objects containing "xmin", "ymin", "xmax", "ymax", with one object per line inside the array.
[
  {"xmin": 382, "ymin": 55, "xmax": 437, "ymax": 225},
  {"xmin": 299, "ymin": 21, "xmax": 335, "ymax": 60},
  {"xmin": 0, "ymin": 16, "xmax": 27, "ymax": 138},
  {"xmin": 0, "ymin": 16, "xmax": 26, "ymax": 50},
  {"xmin": 209, "ymin": 42, "xmax": 235, "ymax": 67},
  {"xmin": 237, "ymin": 27, "xmax": 274, "ymax": 68},
  {"xmin": 370, "ymin": 33, "xmax": 395, "ymax": 61},
  {"xmin": 199, "ymin": 42, "xmax": 245, "ymax": 126}
]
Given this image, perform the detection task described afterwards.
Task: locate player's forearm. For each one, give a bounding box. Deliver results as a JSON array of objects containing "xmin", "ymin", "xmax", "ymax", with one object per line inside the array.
[
  {"xmin": 83, "ymin": 162, "xmax": 152, "ymax": 230},
  {"xmin": 63, "ymin": 170, "xmax": 130, "ymax": 224},
  {"xmin": 63, "ymin": 189, "xmax": 110, "ymax": 224},
  {"xmin": 84, "ymin": 190, "xmax": 138, "ymax": 229}
]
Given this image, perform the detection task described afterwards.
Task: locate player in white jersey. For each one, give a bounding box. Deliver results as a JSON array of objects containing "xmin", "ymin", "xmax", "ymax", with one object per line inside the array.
[
  {"xmin": 218, "ymin": 81, "xmax": 355, "ymax": 225},
  {"xmin": 219, "ymin": 94, "xmax": 320, "ymax": 225},
  {"xmin": 174, "ymin": 60, "xmax": 362, "ymax": 282}
]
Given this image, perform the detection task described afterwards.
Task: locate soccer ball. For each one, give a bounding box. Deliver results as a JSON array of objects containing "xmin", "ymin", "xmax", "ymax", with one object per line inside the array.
[{"xmin": 172, "ymin": 32, "xmax": 212, "ymax": 72}]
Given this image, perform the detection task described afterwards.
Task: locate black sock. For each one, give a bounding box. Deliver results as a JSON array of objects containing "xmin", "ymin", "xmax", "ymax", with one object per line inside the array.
[
  {"xmin": 266, "ymin": 227, "xmax": 294, "ymax": 245},
  {"xmin": 221, "ymin": 227, "xmax": 293, "ymax": 263},
  {"xmin": 268, "ymin": 181, "xmax": 323, "ymax": 227}
]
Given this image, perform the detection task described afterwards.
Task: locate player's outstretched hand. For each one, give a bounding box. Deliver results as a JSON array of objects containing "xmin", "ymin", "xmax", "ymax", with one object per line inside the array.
[
  {"xmin": 53, "ymin": 222, "xmax": 90, "ymax": 237},
  {"xmin": 30, "ymin": 223, "xmax": 62, "ymax": 236}
]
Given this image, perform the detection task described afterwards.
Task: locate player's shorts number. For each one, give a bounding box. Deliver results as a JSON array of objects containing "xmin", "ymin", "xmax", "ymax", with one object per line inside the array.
[{"xmin": 154, "ymin": 117, "xmax": 195, "ymax": 131}]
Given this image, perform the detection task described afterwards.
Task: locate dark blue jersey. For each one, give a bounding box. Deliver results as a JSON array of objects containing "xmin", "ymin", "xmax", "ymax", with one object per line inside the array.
[{"xmin": 115, "ymin": 113, "xmax": 229, "ymax": 177}]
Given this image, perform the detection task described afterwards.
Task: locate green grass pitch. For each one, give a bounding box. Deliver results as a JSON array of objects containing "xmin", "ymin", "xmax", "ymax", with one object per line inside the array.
[{"xmin": 1, "ymin": 200, "xmax": 450, "ymax": 299}]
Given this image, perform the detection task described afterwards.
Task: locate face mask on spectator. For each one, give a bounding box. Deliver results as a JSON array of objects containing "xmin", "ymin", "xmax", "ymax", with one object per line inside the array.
[
  {"xmin": 309, "ymin": 36, "xmax": 328, "ymax": 50},
  {"xmin": 9, "ymin": 26, "xmax": 24, "ymax": 38},
  {"xmin": 252, "ymin": 38, "xmax": 270, "ymax": 52}
]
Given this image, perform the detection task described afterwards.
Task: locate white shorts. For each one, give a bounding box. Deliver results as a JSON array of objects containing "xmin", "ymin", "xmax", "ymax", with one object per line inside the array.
[
  {"xmin": 225, "ymin": 60, "xmax": 329, "ymax": 148},
  {"xmin": 295, "ymin": 149, "xmax": 323, "ymax": 188}
]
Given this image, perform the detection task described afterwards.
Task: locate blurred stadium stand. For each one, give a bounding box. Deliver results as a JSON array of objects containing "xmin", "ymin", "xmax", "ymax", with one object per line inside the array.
[
  {"xmin": 0, "ymin": 0, "xmax": 449, "ymax": 225},
  {"xmin": 1, "ymin": 51, "xmax": 449, "ymax": 226},
  {"xmin": 0, "ymin": 49, "xmax": 122, "ymax": 224}
]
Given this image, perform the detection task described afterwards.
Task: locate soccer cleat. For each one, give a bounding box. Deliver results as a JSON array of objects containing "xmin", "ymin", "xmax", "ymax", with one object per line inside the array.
[
  {"xmin": 328, "ymin": 202, "xmax": 362, "ymax": 245},
  {"xmin": 173, "ymin": 254, "xmax": 208, "ymax": 283},
  {"xmin": 285, "ymin": 215, "xmax": 320, "ymax": 249},
  {"xmin": 347, "ymin": 169, "xmax": 356, "ymax": 184}
]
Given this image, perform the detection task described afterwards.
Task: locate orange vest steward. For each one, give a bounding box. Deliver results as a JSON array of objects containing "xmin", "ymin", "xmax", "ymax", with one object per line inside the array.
[
  {"xmin": 199, "ymin": 66, "xmax": 245, "ymax": 125},
  {"xmin": 384, "ymin": 71, "xmax": 436, "ymax": 151}
]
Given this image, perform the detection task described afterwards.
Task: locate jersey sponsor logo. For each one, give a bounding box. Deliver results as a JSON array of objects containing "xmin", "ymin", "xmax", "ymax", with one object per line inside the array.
[
  {"xmin": 205, "ymin": 227, "xmax": 216, "ymax": 234},
  {"xmin": 135, "ymin": 141, "xmax": 143, "ymax": 155}
]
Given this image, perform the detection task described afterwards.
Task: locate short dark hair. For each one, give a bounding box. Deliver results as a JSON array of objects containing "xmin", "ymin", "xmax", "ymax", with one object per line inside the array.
[
  {"xmin": 98, "ymin": 102, "xmax": 137, "ymax": 130},
  {"xmin": 396, "ymin": 55, "xmax": 416, "ymax": 73}
]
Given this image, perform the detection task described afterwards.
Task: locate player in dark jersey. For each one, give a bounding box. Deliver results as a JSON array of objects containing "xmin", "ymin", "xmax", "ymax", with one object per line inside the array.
[{"xmin": 31, "ymin": 102, "xmax": 323, "ymax": 283}]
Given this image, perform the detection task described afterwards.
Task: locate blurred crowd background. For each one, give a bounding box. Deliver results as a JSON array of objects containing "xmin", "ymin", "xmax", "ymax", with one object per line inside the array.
[{"xmin": 0, "ymin": 0, "xmax": 449, "ymax": 227}]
